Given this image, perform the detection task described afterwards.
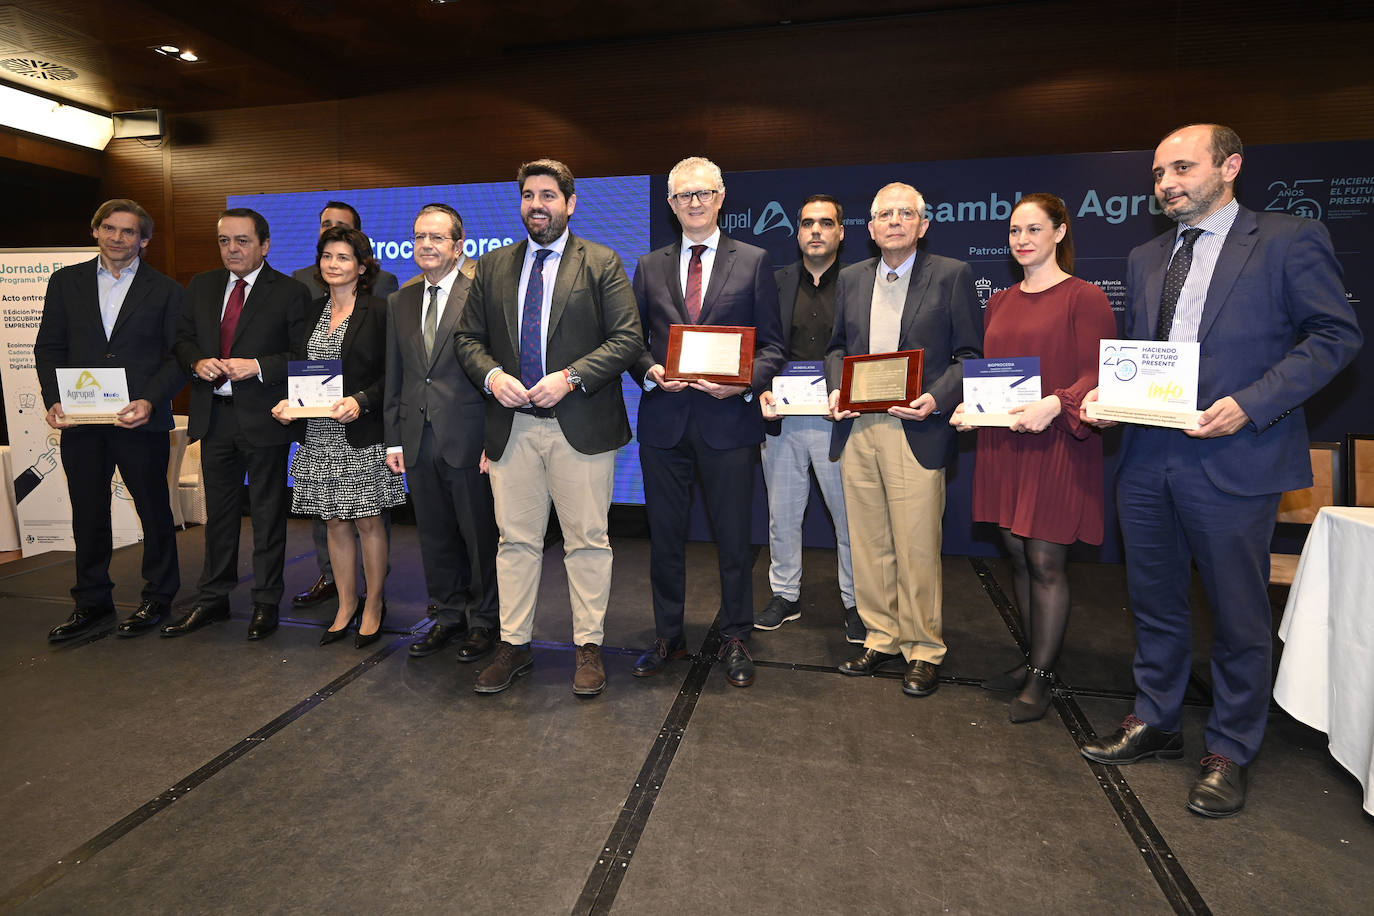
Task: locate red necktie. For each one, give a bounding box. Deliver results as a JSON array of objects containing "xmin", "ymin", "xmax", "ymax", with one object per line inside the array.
[
  {"xmin": 220, "ymin": 278, "xmax": 247, "ymax": 358},
  {"xmin": 685, "ymin": 244, "xmax": 706, "ymax": 323}
]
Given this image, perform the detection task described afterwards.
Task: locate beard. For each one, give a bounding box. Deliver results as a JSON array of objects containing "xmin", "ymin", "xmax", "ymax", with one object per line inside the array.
[
  {"xmin": 1161, "ymin": 173, "xmax": 1226, "ymax": 224},
  {"xmin": 523, "ymin": 208, "xmax": 568, "ymax": 246}
]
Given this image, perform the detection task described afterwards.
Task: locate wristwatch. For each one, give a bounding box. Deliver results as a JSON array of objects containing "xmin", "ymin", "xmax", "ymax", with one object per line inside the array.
[{"xmin": 565, "ymin": 366, "xmax": 582, "ymax": 391}]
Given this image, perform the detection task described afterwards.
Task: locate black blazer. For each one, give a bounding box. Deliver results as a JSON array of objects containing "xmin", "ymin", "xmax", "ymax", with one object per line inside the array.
[
  {"xmin": 301, "ymin": 293, "xmax": 389, "ymax": 448},
  {"xmin": 34, "ymin": 257, "xmax": 185, "ymax": 432},
  {"xmin": 173, "ymin": 261, "xmax": 310, "ymax": 445}
]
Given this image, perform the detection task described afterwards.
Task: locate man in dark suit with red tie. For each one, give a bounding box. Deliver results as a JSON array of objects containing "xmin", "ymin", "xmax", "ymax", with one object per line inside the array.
[
  {"xmin": 165, "ymin": 208, "xmax": 310, "ymax": 640},
  {"xmin": 629, "ymin": 156, "xmax": 786, "ymax": 688},
  {"xmin": 36, "ymin": 199, "xmax": 186, "ymax": 641},
  {"xmin": 1080, "ymin": 124, "xmax": 1362, "ymax": 816}
]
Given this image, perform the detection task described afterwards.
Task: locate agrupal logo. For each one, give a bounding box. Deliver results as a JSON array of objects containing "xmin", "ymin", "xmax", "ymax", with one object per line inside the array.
[
  {"xmin": 75, "ymin": 370, "xmax": 102, "ymax": 390},
  {"xmin": 721, "ymin": 201, "xmax": 794, "ymax": 237},
  {"xmin": 67, "ymin": 370, "xmax": 102, "ymax": 400}
]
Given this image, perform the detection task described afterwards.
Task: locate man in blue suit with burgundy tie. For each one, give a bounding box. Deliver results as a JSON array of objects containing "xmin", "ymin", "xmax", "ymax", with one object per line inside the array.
[
  {"xmin": 629, "ymin": 156, "xmax": 786, "ymax": 688},
  {"xmin": 1081, "ymin": 124, "xmax": 1361, "ymax": 817}
]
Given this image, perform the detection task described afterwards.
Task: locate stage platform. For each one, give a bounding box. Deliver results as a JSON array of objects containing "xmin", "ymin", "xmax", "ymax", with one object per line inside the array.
[{"xmin": 1, "ymin": 518, "xmax": 1369, "ymax": 914}]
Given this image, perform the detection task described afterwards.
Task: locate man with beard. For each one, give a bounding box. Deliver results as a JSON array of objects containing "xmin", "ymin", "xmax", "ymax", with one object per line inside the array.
[
  {"xmin": 455, "ymin": 159, "xmax": 644, "ymax": 697},
  {"xmin": 1080, "ymin": 124, "xmax": 1360, "ymax": 817},
  {"xmin": 757, "ymin": 194, "xmax": 858, "ymax": 642}
]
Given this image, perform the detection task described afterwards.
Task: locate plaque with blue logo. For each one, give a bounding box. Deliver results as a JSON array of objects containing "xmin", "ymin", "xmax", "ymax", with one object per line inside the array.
[
  {"xmin": 961, "ymin": 357, "xmax": 1041, "ymax": 427},
  {"xmin": 1085, "ymin": 340, "xmax": 1201, "ymax": 429},
  {"xmin": 283, "ymin": 359, "xmax": 344, "ymax": 418}
]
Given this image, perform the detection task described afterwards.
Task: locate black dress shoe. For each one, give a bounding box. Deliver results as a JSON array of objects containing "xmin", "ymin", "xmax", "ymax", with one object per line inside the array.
[
  {"xmin": 355, "ymin": 603, "xmax": 388, "ymax": 649},
  {"xmin": 1008, "ymin": 666, "xmax": 1054, "ymax": 722},
  {"xmin": 48, "ymin": 606, "xmax": 116, "ymax": 642},
  {"xmin": 116, "ymin": 600, "xmax": 169, "ymax": 638},
  {"xmin": 246, "ymin": 603, "xmax": 279, "ymax": 640},
  {"xmin": 410, "ymin": 621, "xmax": 466, "ymax": 658},
  {"xmin": 320, "ymin": 599, "xmax": 362, "ymax": 646},
  {"xmin": 838, "ymin": 647, "xmax": 902, "ymax": 676},
  {"xmin": 456, "ymin": 626, "xmax": 496, "ymax": 663},
  {"xmin": 1187, "ymin": 753, "xmax": 1248, "ymax": 817},
  {"xmin": 633, "ymin": 636, "xmax": 688, "ymax": 677},
  {"xmin": 901, "ymin": 659, "xmax": 940, "ymax": 697},
  {"xmin": 160, "ymin": 603, "xmax": 230, "ymax": 637},
  {"xmin": 1080, "ymin": 714, "xmax": 1184, "ymax": 765},
  {"xmin": 719, "ymin": 637, "xmax": 754, "ymax": 688},
  {"xmin": 291, "ymin": 575, "xmax": 337, "ymax": 608}
]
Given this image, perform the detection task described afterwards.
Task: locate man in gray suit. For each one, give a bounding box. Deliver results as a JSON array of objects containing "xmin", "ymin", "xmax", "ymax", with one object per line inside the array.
[
  {"xmin": 383, "ymin": 203, "xmax": 498, "ymax": 663},
  {"xmin": 291, "ymin": 200, "xmax": 400, "ymax": 609},
  {"xmin": 826, "ymin": 182, "xmax": 982, "ymax": 697},
  {"xmin": 455, "ymin": 159, "xmax": 644, "ymax": 697}
]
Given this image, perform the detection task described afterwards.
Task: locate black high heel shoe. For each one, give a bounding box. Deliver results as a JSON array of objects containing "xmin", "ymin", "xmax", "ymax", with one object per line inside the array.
[
  {"xmin": 1008, "ymin": 666, "xmax": 1055, "ymax": 723},
  {"xmin": 355, "ymin": 602, "xmax": 388, "ymax": 649},
  {"xmin": 320, "ymin": 598, "xmax": 363, "ymax": 646}
]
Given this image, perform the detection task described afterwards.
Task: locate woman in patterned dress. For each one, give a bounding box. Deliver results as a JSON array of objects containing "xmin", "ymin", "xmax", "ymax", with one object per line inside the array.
[
  {"xmin": 951, "ymin": 194, "xmax": 1117, "ymax": 722},
  {"xmin": 272, "ymin": 226, "xmax": 404, "ymax": 647}
]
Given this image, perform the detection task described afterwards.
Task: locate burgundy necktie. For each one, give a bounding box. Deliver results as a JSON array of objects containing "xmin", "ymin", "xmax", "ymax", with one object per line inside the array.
[
  {"xmin": 685, "ymin": 244, "xmax": 706, "ymax": 323},
  {"xmin": 214, "ymin": 278, "xmax": 247, "ymax": 387}
]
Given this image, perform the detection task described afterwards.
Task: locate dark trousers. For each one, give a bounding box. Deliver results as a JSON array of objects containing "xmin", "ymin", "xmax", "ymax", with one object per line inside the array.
[
  {"xmin": 408, "ymin": 422, "xmax": 499, "ymax": 629},
  {"xmin": 60, "ymin": 425, "xmax": 179, "ymax": 608},
  {"xmin": 194, "ymin": 398, "xmax": 290, "ymax": 607},
  {"xmin": 1117, "ymin": 426, "xmax": 1281, "ymax": 765},
  {"xmin": 640, "ymin": 415, "xmax": 757, "ymax": 642}
]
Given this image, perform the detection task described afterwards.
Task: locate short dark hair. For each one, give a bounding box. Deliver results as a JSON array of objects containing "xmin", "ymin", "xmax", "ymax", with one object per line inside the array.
[
  {"xmin": 91, "ymin": 199, "xmax": 153, "ymax": 240},
  {"xmin": 314, "ymin": 226, "xmax": 380, "ymax": 295},
  {"xmin": 414, "ymin": 203, "xmax": 464, "ymax": 240},
  {"xmin": 1012, "ymin": 192, "xmax": 1075, "ymax": 274},
  {"xmin": 517, "ymin": 159, "xmax": 575, "ymax": 200},
  {"xmin": 798, "ymin": 194, "xmax": 844, "ymax": 224},
  {"xmin": 219, "ymin": 207, "xmax": 270, "ymax": 243},
  {"xmin": 1205, "ymin": 124, "xmax": 1244, "ymax": 166},
  {"xmin": 319, "ymin": 200, "xmax": 362, "ymax": 230}
]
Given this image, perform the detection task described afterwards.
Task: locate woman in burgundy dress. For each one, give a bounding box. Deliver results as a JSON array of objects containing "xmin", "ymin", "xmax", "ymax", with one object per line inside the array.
[{"xmin": 951, "ymin": 193, "xmax": 1117, "ymax": 723}]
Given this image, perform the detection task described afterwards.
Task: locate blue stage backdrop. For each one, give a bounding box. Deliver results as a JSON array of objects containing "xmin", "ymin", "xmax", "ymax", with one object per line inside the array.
[{"xmin": 233, "ymin": 142, "xmax": 1370, "ymax": 559}]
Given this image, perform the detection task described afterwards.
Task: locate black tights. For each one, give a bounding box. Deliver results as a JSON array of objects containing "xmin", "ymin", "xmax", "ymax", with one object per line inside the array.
[{"xmin": 1001, "ymin": 529, "xmax": 1070, "ymax": 703}]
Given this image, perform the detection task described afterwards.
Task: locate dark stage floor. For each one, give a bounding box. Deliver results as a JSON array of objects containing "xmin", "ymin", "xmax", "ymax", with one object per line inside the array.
[{"xmin": 1, "ymin": 519, "xmax": 1369, "ymax": 914}]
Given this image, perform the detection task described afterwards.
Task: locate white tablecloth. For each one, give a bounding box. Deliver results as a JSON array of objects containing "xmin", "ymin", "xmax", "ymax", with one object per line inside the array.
[{"xmin": 1274, "ymin": 506, "xmax": 1374, "ymax": 814}]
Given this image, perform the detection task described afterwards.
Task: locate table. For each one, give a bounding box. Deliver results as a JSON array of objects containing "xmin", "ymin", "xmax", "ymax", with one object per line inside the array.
[{"xmin": 1274, "ymin": 506, "xmax": 1374, "ymax": 815}]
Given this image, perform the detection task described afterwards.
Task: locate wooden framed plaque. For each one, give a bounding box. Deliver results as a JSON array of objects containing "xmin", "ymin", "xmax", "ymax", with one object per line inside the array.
[
  {"xmin": 838, "ymin": 350, "xmax": 924, "ymax": 414},
  {"xmin": 665, "ymin": 324, "xmax": 755, "ymax": 386}
]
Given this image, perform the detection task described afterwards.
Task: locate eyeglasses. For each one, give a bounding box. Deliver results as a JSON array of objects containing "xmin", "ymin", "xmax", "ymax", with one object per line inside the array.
[
  {"xmin": 671, "ymin": 189, "xmax": 720, "ymax": 205},
  {"xmin": 871, "ymin": 208, "xmax": 920, "ymax": 223},
  {"xmin": 413, "ymin": 233, "xmax": 455, "ymax": 245}
]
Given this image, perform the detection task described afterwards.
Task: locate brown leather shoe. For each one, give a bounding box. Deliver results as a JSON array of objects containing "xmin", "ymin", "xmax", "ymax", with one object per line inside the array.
[
  {"xmin": 291, "ymin": 575, "xmax": 337, "ymax": 608},
  {"xmin": 473, "ymin": 641, "xmax": 533, "ymax": 694},
  {"xmin": 901, "ymin": 658, "xmax": 939, "ymax": 696},
  {"xmin": 573, "ymin": 643, "xmax": 606, "ymax": 696}
]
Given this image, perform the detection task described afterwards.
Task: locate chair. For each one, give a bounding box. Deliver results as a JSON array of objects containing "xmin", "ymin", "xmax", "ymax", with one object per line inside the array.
[
  {"xmin": 1347, "ymin": 433, "xmax": 1374, "ymax": 508},
  {"xmin": 1270, "ymin": 441, "xmax": 1343, "ymax": 586},
  {"xmin": 166, "ymin": 416, "xmax": 190, "ymax": 528},
  {"xmin": 178, "ymin": 439, "xmax": 207, "ymax": 526}
]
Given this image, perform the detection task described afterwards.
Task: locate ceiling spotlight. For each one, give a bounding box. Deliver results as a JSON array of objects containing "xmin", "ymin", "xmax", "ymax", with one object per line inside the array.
[
  {"xmin": 158, "ymin": 45, "xmax": 179, "ymax": 53},
  {"xmin": 178, "ymin": 51, "xmax": 198, "ymax": 62},
  {"xmin": 150, "ymin": 45, "xmax": 200, "ymax": 62}
]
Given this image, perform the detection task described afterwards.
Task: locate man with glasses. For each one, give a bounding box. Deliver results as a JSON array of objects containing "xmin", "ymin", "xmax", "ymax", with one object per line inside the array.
[
  {"xmin": 757, "ymin": 194, "xmax": 858, "ymax": 643},
  {"xmin": 36, "ymin": 199, "xmax": 186, "ymax": 641},
  {"xmin": 826, "ymin": 183, "xmax": 982, "ymax": 697},
  {"xmin": 291, "ymin": 200, "xmax": 399, "ymax": 610},
  {"xmin": 629, "ymin": 156, "xmax": 786, "ymax": 688},
  {"xmin": 384, "ymin": 204, "xmax": 499, "ymax": 664},
  {"xmin": 455, "ymin": 160, "xmax": 643, "ymax": 696}
]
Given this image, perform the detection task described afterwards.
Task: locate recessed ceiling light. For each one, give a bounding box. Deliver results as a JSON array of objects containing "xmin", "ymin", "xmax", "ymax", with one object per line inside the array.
[
  {"xmin": 178, "ymin": 51, "xmax": 198, "ymax": 62},
  {"xmin": 158, "ymin": 45, "xmax": 179, "ymax": 54},
  {"xmin": 150, "ymin": 45, "xmax": 200, "ymax": 62}
]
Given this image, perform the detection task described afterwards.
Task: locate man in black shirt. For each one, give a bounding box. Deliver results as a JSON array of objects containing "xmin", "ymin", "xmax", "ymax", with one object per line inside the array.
[{"xmin": 758, "ymin": 195, "xmax": 859, "ymax": 641}]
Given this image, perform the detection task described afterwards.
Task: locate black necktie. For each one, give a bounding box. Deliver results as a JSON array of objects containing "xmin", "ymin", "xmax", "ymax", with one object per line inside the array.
[{"xmin": 1155, "ymin": 228, "xmax": 1203, "ymax": 341}]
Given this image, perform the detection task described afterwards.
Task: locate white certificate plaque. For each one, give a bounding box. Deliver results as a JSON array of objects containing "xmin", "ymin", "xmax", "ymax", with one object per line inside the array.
[
  {"xmin": 771, "ymin": 361, "xmax": 829, "ymax": 416},
  {"xmin": 56, "ymin": 367, "xmax": 129, "ymax": 424},
  {"xmin": 961, "ymin": 357, "xmax": 1041, "ymax": 427},
  {"xmin": 284, "ymin": 359, "xmax": 344, "ymax": 418},
  {"xmin": 1085, "ymin": 340, "xmax": 1202, "ymax": 429}
]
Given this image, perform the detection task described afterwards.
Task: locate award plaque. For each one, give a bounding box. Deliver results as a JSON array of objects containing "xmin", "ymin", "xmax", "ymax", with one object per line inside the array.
[
  {"xmin": 1084, "ymin": 340, "xmax": 1202, "ymax": 430},
  {"xmin": 664, "ymin": 324, "xmax": 755, "ymax": 386},
  {"xmin": 282, "ymin": 359, "xmax": 344, "ymax": 418},
  {"xmin": 838, "ymin": 350, "xmax": 924, "ymax": 414},
  {"xmin": 771, "ymin": 361, "xmax": 829, "ymax": 416},
  {"xmin": 56, "ymin": 367, "xmax": 129, "ymax": 424}
]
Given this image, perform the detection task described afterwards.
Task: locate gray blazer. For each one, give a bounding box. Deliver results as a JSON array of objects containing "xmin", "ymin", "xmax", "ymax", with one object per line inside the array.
[
  {"xmin": 825, "ymin": 252, "xmax": 983, "ymax": 468},
  {"xmin": 383, "ymin": 258, "xmax": 485, "ymax": 469}
]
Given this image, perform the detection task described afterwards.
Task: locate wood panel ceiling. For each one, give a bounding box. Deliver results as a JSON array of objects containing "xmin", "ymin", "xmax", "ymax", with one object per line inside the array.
[{"xmin": 0, "ymin": 0, "xmax": 1001, "ymax": 114}]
